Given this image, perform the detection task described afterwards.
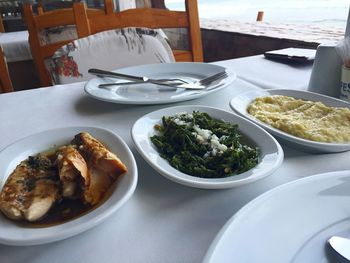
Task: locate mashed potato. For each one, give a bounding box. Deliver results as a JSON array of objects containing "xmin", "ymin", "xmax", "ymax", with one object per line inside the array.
[{"xmin": 247, "ymin": 95, "xmax": 350, "ymax": 143}]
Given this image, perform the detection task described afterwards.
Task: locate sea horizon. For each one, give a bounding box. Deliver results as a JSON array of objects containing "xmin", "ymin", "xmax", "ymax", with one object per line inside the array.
[{"xmin": 165, "ymin": 0, "xmax": 349, "ymax": 29}]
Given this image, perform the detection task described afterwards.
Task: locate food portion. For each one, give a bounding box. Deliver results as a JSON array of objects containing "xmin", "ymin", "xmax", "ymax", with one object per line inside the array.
[
  {"xmin": 247, "ymin": 95, "xmax": 350, "ymax": 143},
  {"xmin": 72, "ymin": 132, "xmax": 127, "ymax": 205},
  {"xmin": 0, "ymin": 132, "xmax": 127, "ymax": 224},
  {"xmin": 56, "ymin": 145, "xmax": 89, "ymax": 199},
  {"xmin": 0, "ymin": 155, "xmax": 59, "ymax": 222},
  {"xmin": 150, "ymin": 111, "xmax": 259, "ymax": 178}
]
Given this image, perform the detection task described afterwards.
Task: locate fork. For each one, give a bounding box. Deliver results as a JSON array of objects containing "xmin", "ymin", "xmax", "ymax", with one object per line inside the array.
[
  {"xmin": 97, "ymin": 70, "xmax": 228, "ymax": 90},
  {"xmin": 176, "ymin": 70, "xmax": 228, "ymax": 89}
]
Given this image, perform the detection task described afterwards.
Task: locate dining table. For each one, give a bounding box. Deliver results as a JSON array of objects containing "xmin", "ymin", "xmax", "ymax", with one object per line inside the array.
[{"xmin": 0, "ymin": 54, "xmax": 349, "ymax": 263}]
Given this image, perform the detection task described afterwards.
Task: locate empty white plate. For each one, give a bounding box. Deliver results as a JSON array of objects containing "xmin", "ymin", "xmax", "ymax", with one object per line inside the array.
[
  {"xmin": 85, "ymin": 62, "xmax": 236, "ymax": 104},
  {"xmin": 203, "ymin": 170, "xmax": 350, "ymax": 263}
]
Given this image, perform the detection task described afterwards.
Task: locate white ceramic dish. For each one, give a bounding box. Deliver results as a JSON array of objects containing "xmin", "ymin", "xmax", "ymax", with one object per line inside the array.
[
  {"xmin": 131, "ymin": 105, "xmax": 283, "ymax": 189},
  {"xmin": 0, "ymin": 127, "xmax": 138, "ymax": 246},
  {"xmin": 84, "ymin": 62, "xmax": 236, "ymax": 104},
  {"xmin": 230, "ymin": 89, "xmax": 350, "ymax": 153},
  {"xmin": 203, "ymin": 170, "xmax": 350, "ymax": 263}
]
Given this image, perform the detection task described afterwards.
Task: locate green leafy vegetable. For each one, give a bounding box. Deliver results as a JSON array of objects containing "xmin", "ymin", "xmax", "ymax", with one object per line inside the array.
[{"xmin": 150, "ymin": 111, "xmax": 259, "ymax": 178}]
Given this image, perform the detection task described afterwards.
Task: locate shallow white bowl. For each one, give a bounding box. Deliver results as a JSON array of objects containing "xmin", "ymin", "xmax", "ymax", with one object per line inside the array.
[
  {"xmin": 0, "ymin": 127, "xmax": 138, "ymax": 246},
  {"xmin": 131, "ymin": 105, "xmax": 283, "ymax": 189},
  {"xmin": 230, "ymin": 89, "xmax": 350, "ymax": 153}
]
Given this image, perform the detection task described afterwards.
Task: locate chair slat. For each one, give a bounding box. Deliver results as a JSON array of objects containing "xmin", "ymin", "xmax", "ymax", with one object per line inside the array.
[
  {"xmin": 173, "ymin": 50, "xmax": 193, "ymax": 62},
  {"xmin": 186, "ymin": 0, "xmax": 203, "ymax": 62},
  {"xmin": 0, "ymin": 15, "xmax": 5, "ymax": 33},
  {"xmin": 34, "ymin": 9, "xmax": 76, "ymax": 29}
]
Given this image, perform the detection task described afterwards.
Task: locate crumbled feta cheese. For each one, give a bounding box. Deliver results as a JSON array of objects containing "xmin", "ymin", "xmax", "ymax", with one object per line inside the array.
[
  {"xmin": 192, "ymin": 132, "xmax": 206, "ymax": 144},
  {"xmin": 173, "ymin": 118, "xmax": 188, "ymax": 126},
  {"xmin": 210, "ymin": 136, "xmax": 228, "ymax": 152},
  {"xmin": 174, "ymin": 112, "xmax": 188, "ymax": 118},
  {"xmin": 193, "ymin": 125, "xmax": 212, "ymax": 141},
  {"xmin": 193, "ymin": 125, "xmax": 228, "ymax": 155}
]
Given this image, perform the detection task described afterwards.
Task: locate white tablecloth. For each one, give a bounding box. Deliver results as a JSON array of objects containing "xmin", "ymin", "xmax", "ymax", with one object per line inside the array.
[
  {"xmin": 0, "ymin": 58, "xmax": 348, "ymax": 263},
  {"xmin": 0, "ymin": 30, "xmax": 32, "ymax": 62},
  {"xmin": 218, "ymin": 55, "xmax": 313, "ymax": 90}
]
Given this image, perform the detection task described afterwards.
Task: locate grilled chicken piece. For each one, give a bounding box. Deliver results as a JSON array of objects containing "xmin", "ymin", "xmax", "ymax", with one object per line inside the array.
[
  {"xmin": 73, "ymin": 132, "xmax": 127, "ymax": 205},
  {"xmin": 56, "ymin": 146, "xmax": 89, "ymax": 198},
  {"xmin": 0, "ymin": 155, "xmax": 60, "ymax": 222}
]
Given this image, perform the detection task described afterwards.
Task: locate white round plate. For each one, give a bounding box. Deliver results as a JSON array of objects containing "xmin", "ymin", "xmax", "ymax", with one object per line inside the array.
[
  {"xmin": 84, "ymin": 62, "xmax": 236, "ymax": 104},
  {"xmin": 131, "ymin": 105, "xmax": 283, "ymax": 189},
  {"xmin": 0, "ymin": 127, "xmax": 138, "ymax": 246},
  {"xmin": 230, "ymin": 89, "xmax": 350, "ymax": 153},
  {"xmin": 203, "ymin": 170, "xmax": 350, "ymax": 263}
]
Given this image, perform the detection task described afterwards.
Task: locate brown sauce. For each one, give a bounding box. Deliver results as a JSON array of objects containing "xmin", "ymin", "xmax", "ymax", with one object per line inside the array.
[
  {"xmin": 15, "ymin": 180, "xmax": 116, "ymax": 228},
  {"xmin": 18, "ymin": 199, "xmax": 95, "ymax": 228}
]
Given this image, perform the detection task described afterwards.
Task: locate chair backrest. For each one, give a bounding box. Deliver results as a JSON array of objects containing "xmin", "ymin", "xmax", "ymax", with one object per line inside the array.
[
  {"xmin": 0, "ymin": 46, "xmax": 13, "ymax": 93},
  {"xmin": 48, "ymin": 27, "xmax": 175, "ymax": 84},
  {"xmin": 23, "ymin": 0, "xmax": 114, "ymax": 87},
  {"xmin": 73, "ymin": 0, "xmax": 203, "ymax": 63}
]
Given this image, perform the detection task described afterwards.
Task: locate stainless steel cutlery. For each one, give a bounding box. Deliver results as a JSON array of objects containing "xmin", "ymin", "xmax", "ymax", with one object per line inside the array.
[{"xmin": 88, "ymin": 68, "xmax": 228, "ymax": 90}]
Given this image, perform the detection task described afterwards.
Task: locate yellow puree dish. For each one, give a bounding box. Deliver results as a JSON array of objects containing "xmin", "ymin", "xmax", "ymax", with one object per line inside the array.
[{"xmin": 247, "ymin": 95, "xmax": 350, "ymax": 143}]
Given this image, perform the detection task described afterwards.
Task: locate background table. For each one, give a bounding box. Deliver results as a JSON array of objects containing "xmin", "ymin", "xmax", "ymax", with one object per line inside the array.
[
  {"xmin": 0, "ymin": 30, "xmax": 31, "ymax": 62},
  {"xmin": 0, "ymin": 30, "xmax": 41, "ymax": 91},
  {"xmin": 0, "ymin": 57, "xmax": 348, "ymax": 263}
]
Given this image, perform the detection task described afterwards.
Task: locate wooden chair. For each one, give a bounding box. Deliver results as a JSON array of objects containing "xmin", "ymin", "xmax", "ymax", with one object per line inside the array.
[
  {"xmin": 23, "ymin": 0, "xmax": 114, "ymax": 87},
  {"xmin": 73, "ymin": 0, "xmax": 203, "ymax": 62},
  {"xmin": 0, "ymin": 46, "xmax": 14, "ymax": 93}
]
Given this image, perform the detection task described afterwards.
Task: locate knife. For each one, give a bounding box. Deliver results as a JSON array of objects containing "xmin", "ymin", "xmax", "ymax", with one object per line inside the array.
[{"xmin": 328, "ymin": 236, "xmax": 350, "ymax": 262}]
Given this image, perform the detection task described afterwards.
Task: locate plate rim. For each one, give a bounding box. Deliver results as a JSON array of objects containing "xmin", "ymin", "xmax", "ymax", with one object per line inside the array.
[
  {"xmin": 229, "ymin": 89, "xmax": 350, "ymax": 152},
  {"xmin": 84, "ymin": 62, "xmax": 236, "ymax": 105},
  {"xmin": 131, "ymin": 105, "xmax": 284, "ymax": 189},
  {"xmin": 203, "ymin": 169, "xmax": 350, "ymax": 263},
  {"xmin": 0, "ymin": 126, "xmax": 138, "ymax": 246}
]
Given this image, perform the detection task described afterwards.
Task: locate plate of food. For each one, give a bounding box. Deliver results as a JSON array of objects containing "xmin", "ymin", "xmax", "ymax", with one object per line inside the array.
[
  {"xmin": 84, "ymin": 62, "xmax": 236, "ymax": 105},
  {"xmin": 203, "ymin": 170, "xmax": 350, "ymax": 263},
  {"xmin": 0, "ymin": 127, "xmax": 137, "ymax": 246},
  {"xmin": 131, "ymin": 105, "xmax": 283, "ymax": 189},
  {"xmin": 230, "ymin": 89, "xmax": 350, "ymax": 153}
]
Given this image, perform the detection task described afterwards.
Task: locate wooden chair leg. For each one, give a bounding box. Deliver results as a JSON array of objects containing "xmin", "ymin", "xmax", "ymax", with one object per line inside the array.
[
  {"xmin": 0, "ymin": 47, "xmax": 14, "ymax": 93},
  {"xmin": 0, "ymin": 14, "xmax": 4, "ymax": 33}
]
